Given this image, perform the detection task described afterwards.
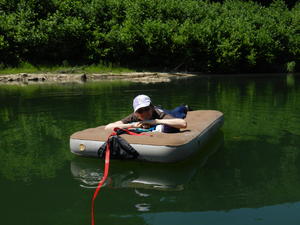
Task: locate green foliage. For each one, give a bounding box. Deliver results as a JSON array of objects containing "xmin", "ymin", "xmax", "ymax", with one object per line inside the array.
[
  {"xmin": 0, "ymin": 0, "xmax": 299, "ymax": 72},
  {"xmin": 286, "ymin": 61, "xmax": 296, "ymax": 73}
]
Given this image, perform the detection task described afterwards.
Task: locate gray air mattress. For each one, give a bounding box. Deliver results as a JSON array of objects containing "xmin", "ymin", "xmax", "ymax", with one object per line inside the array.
[{"xmin": 70, "ymin": 110, "xmax": 224, "ymax": 162}]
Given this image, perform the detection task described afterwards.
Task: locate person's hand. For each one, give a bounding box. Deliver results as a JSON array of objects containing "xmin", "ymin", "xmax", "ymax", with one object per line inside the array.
[
  {"xmin": 139, "ymin": 123, "xmax": 150, "ymax": 129},
  {"xmin": 137, "ymin": 120, "xmax": 157, "ymax": 128},
  {"xmin": 130, "ymin": 122, "xmax": 143, "ymax": 128}
]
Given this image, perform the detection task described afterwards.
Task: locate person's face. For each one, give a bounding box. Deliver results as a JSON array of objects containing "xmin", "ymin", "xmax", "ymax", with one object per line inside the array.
[{"xmin": 135, "ymin": 106, "xmax": 153, "ymax": 121}]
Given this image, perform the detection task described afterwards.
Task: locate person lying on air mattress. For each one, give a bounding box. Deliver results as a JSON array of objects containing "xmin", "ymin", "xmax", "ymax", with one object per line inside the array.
[{"xmin": 105, "ymin": 94, "xmax": 188, "ymax": 133}]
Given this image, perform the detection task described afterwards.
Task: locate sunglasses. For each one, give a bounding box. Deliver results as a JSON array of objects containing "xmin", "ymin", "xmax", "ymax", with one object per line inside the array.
[{"xmin": 136, "ymin": 106, "xmax": 151, "ymax": 114}]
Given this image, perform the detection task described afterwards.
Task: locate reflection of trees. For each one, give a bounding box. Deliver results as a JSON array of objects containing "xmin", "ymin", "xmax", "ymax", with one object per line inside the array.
[
  {"xmin": 184, "ymin": 132, "xmax": 300, "ymax": 211},
  {"xmin": 0, "ymin": 75, "xmax": 299, "ymax": 191},
  {"xmin": 0, "ymin": 110, "xmax": 75, "ymax": 181},
  {"xmin": 0, "ymin": 81, "xmax": 131, "ymax": 181},
  {"xmin": 0, "ymin": 76, "xmax": 299, "ymax": 225}
]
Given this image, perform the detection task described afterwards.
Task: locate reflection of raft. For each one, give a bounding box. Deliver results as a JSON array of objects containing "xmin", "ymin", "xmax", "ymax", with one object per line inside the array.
[{"xmin": 70, "ymin": 110, "xmax": 224, "ymax": 162}]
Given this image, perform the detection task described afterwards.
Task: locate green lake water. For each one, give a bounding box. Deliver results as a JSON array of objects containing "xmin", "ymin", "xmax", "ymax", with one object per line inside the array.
[{"xmin": 0, "ymin": 74, "xmax": 300, "ymax": 225}]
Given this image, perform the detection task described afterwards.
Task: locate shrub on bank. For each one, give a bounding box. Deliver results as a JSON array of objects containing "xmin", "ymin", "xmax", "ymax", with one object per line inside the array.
[{"xmin": 0, "ymin": 0, "xmax": 299, "ymax": 73}]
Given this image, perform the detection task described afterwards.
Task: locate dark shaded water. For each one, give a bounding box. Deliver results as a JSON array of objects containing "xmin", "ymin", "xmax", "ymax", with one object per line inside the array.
[{"xmin": 0, "ymin": 74, "xmax": 300, "ymax": 225}]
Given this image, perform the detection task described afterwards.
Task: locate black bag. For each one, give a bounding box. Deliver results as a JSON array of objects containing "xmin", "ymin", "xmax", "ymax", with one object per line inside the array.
[{"xmin": 98, "ymin": 135, "xmax": 139, "ymax": 160}]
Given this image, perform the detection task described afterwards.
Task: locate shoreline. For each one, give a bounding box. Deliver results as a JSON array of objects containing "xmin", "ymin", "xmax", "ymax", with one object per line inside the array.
[
  {"xmin": 0, "ymin": 72, "xmax": 298, "ymax": 86},
  {"xmin": 0, "ymin": 72, "xmax": 196, "ymax": 85}
]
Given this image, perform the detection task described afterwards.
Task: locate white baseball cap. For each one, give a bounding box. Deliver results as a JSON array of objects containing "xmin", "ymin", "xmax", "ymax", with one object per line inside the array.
[{"xmin": 133, "ymin": 95, "xmax": 151, "ymax": 112}]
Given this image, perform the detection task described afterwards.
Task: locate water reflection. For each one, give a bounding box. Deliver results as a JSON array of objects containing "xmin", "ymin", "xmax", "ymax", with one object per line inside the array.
[
  {"xmin": 1, "ymin": 75, "xmax": 300, "ymax": 225},
  {"xmin": 286, "ymin": 73, "xmax": 296, "ymax": 87},
  {"xmin": 136, "ymin": 201, "xmax": 300, "ymax": 225}
]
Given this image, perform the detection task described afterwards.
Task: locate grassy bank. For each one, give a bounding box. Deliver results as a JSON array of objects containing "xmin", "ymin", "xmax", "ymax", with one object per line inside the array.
[{"xmin": 0, "ymin": 62, "xmax": 135, "ymax": 75}]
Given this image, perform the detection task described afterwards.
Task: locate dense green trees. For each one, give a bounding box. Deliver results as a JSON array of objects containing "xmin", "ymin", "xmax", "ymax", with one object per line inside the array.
[{"xmin": 0, "ymin": 0, "xmax": 299, "ymax": 72}]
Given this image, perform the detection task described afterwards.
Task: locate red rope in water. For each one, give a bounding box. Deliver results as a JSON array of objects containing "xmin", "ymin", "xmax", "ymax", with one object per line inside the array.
[
  {"xmin": 91, "ymin": 134, "xmax": 112, "ymax": 225},
  {"xmin": 91, "ymin": 128, "xmax": 148, "ymax": 225}
]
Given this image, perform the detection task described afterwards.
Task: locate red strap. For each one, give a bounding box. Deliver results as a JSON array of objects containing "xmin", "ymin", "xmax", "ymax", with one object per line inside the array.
[
  {"xmin": 115, "ymin": 127, "xmax": 150, "ymax": 136},
  {"xmin": 91, "ymin": 128, "xmax": 147, "ymax": 225}
]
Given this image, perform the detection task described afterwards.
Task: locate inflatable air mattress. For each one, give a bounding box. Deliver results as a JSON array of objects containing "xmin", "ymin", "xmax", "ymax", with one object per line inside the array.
[{"xmin": 70, "ymin": 110, "xmax": 224, "ymax": 162}]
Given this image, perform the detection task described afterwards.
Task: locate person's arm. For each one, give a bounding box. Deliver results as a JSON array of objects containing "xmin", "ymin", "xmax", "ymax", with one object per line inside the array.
[
  {"xmin": 105, "ymin": 112, "xmax": 141, "ymax": 131},
  {"xmin": 157, "ymin": 118, "xmax": 187, "ymax": 129},
  {"xmin": 105, "ymin": 121, "xmax": 141, "ymax": 131},
  {"xmin": 105, "ymin": 121, "xmax": 129, "ymax": 131},
  {"xmin": 138, "ymin": 118, "xmax": 187, "ymax": 129}
]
